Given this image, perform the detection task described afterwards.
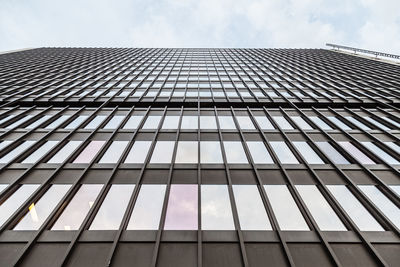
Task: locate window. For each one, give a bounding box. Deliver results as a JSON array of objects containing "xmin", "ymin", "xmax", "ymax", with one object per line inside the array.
[
  {"xmin": 272, "ymin": 116, "xmax": 294, "ymax": 130},
  {"xmin": 124, "ymin": 141, "xmax": 152, "ymax": 163},
  {"xmin": 0, "ymin": 140, "xmax": 12, "ymax": 151},
  {"xmin": 48, "ymin": 141, "xmax": 83, "ymax": 163},
  {"xmin": 162, "ymin": 116, "xmax": 180, "ymax": 129},
  {"xmin": 142, "ymin": 116, "xmax": 162, "ymax": 129},
  {"xmin": 103, "ymin": 116, "xmax": 124, "ymax": 129},
  {"xmin": 358, "ymin": 185, "xmax": 400, "ymax": 229},
  {"xmin": 200, "ymin": 141, "xmax": 223, "ymax": 164},
  {"xmin": 246, "ymin": 141, "xmax": 274, "ymax": 164},
  {"xmin": 309, "ymin": 116, "xmax": 332, "ymax": 130},
  {"xmin": 218, "ymin": 116, "xmax": 236, "ymax": 130},
  {"xmin": 269, "ymin": 141, "xmax": 299, "ymax": 164},
  {"xmin": 52, "ymin": 184, "xmax": 103, "ymax": 230},
  {"xmin": 201, "ymin": 185, "xmax": 235, "ymax": 230},
  {"xmin": 327, "ymin": 116, "xmax": 351, "ymax": 130},
  {"xmin": 14, "ymin": 184, "xmax": 72, "ymax": 230},
  {"xmin": 291, "ymin": 116, "xmax": 313, "ymax": 130},
  {"xmin": 26, "ymin": 115, "xmax": 51, "ymax": 129},
  {"xmin": 254, "ymin": 116, "xmax": 274, "ymax": 130},
  {"xmin": 327, "ymin": 185, "xmax": 384, "ymax": 231},
  {"xmin": 264, "ymin": 185, "xmax": 309, "ymax": 230},
  {"xmin": 89, "ymin": 184, "xmax": 135, "ymax": 230},
  {"xmin": 390, "ymin": 185, "xmax": 400, "ymax": 196},
  {"xmin": 200, "ymin": 116, "xmax": 217, "ymax": 129},
  {"xmin": 236, "ymin": 116, "xmax": 255, "ymax": 130},
  {"xmin": 65, "ymin": 115, "xmax": 89, "ymax": 129},
  {"xmin": 164, "ymin": 184, "xmax": 198, "ymax": 230},
  {"xmin": 361, "ymin": 142, "xmax": 400, "ymax": 165},
  {"xmin": 127, "ymin": 185, "xmax": 166, "ymax": 230},
  {"xmin": 6, "ymin": 115, "xmax": 33, "ymax": 129},
  {"xmin": 293, "ymin": 142, "xmax": 324, "ymax": 164},
  {"xmin": 363, "ymin": 117, "xmax": 391, "ymax": 131},
  {"xmin": 98, "ymin": 141, "xmax": 129, "ymax": 163},
  {"xmin": 0, "ymin": 140, "xmax": 36, "ymax": 164},
  {"xmin": 181, "ymin": 116, "xmax": 198, "ymax": 129},
  {"xmin": 0, "ymin": 184, "xmax": 40, "ymax": 227},
  {"xmin": 296, "ymin": 185, "xmax": 346, "ymax": 231},
  {"xmin": 45, "ymin": 115, "xmax": 70, "ymax": 129},
  {"xmin": 232, "ymin": 185, "xmax": 272, "ymax": 230},
  {"xmin": 315, "ymin": 142, "xmax": 350, "ymax": 164},
  {"xmin": 0, "ymin": 184, "xmax": 7, "ymax": 193},
  {"xmin": 338, "ymin": 142, "xmax": 375, "ymax": 164},
  {"xmin": 84, "ymin": 115, "xmax": 107, "ymax": 129},
  {"xmin": 223, "ymin": 141, "xmax": 248, "ymax": 164},
  {"xmin": 345, "ymin": 117, "xmax": 371, "ymax": 130},
  {"xmin": 150, "ymin": 141, "xmax": 175, "ymax": 163},
  {"xmin": 175, "ymin": 141, "xmax": 198, "ymax": 163},
  {"xmin": 382, "ymin": 117, "xmax": 400, "ymax": 128},
  {"xmin": 73, "ymin": 141, "xmax": 106, "ymax": 163},
  {"xmin": 21, "ymin": 141, "xmax": 59, "ymax": 164},
  {"xmin": 123, "ymin": 115, "xmax": 143, "ymax": 129},
  {"xmin": 384, "ymin": 142, "xmax": 400, "ymax": 155}
]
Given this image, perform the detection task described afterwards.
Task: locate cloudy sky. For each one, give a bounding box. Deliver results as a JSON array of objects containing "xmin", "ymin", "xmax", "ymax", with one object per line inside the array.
[{"xmin": 1, "ymin": 0, "xmax": 399, "ymax": 53}]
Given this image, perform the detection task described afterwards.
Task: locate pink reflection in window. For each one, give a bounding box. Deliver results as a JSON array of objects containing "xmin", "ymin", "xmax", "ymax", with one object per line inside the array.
[
  {"xmin": 338, "ymin": 142, "xmax": 375, "ymax": 164},
  {"xmin": 73, "ymin": 141, "xmax": 106, "ymax": 163},
  {"xmin": 164, "ymin": 184, "xmax": 198, "ymax": 230}
]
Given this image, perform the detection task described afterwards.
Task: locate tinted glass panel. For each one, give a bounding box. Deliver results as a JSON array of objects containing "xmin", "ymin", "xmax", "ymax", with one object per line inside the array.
[
  {"xmin": 247, "ymin": 141, "xmax": 274, "ymax": 164},
  {"xmin": 181, "ymin": 116, "xmax": 198, "ymax": 129},
  {"xmin": 45, "ymin": 115, "xmax": 70, "ymax": 129},
  {"xmin": 338, "ymin": 142, "xmax": 375, "ymax": 164},
  {"xmin": 361, "ymin": 142, "xmax": 400, "ymax": 165},
  {"xmin": 223, "ymin": 141, "xmax": 248, "ymax": 164},
  {"xmin": 73, "ymin": 141, "xmax": 106, "ymax": 163},
  {"xmin": 327, "ymin": 116, "xmax": 351, "ymax": 130},
  {"xmin": 293, "ymin": 142, "xmax": 324, "ymax": 164},
  {"xmin": 84, "ymin": 116, "xmax": 107, "ymax": 129},
  {"xmin": 124, "ymin": 141, "xmax": 152, "ymax": 163},
  {"xmin": 150, "ymin": 141, "xmax": 175, "ymax": 163},
  {"xmin": 65, "ymin": 115, "xmax": 89, "ymax": 129},
  {"xmin": 315, "ymin": 142, "xmax": 350, "ymax": 164},
  {"xmin": 142, "ymin": 116, "xmax": 162, "ymax": 129},
  {"xmin": 237, "ymin": 116, "xmax": 255, "ymax": 130},
  {"xmin": 175, "ymin": 141, "xmax": 198, "ymax": 163},
  {"xmin": 200, "ymin": 116, "xmax": 217, "ymax": 129},
  {"xmin": 291, "ymin": 116, "xmax": 313, "ymax": 130},
  {"xmin": 309, "ymin": 116, "xmax": 332, "ymax": 130},
  {"xmin": 270, "ymin": 141, "xmax": 299, "ymax": 164},
  {"xmin": 123, "ymin": 115, "xmax": 143, "ymax": 129},
  {"xmin": 0, "ymin": 140, "xmax": 36, "ymax": 164},
  {"xmin": 98, "ymin": 141, "xmax": 129, "ymax": 163},
  {"xmin": 200, "ymin": 141, "xmax": 223, "ymax": 164},
  {"xmin": 254, "ymin": 116, "xmax": 274, "ymax": 130},
  {"xmin": 48, "ymin": 141, "xmax": 83, "ymax": 163},
  {"xmin": 162, "ymin": 116, "xmax": 180, "ymax": 129},
  {"xmin": 103, "ymin": 116, "xmax": 124, "ymax": 129},
  {"xmin": 273, "ymin": 116, "xmax": 294, "ymax": 130},
  {"xmin": 218, "ymin": 116, "xmax": 236, "ymax": 130},
  {"xmin": 21, "ymin": 141, "xmax": 59, "ymax": 164}
]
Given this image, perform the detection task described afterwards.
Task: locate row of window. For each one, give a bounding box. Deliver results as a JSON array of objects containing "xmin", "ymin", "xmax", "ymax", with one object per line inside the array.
[
  {"xmin": 1, "ymin": 183, "xmax": 398, "ymax": 232},
  {"xmin": 1, "ymin": 139, "xmax": 400, "ymax": 165},
  {"xmin": 1, "ymin": 112, "xmax": 399, "ymax": 132}
]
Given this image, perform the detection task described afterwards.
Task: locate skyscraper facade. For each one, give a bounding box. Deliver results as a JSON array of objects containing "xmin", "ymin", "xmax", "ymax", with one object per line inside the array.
[{"xmin": 0, "ymin": 48, "xmax": 399, "ymax": 266}]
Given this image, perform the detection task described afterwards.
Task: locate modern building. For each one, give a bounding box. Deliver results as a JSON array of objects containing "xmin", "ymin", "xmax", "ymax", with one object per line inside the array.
[{"xmin": 0, "ymin": 47, "xmax": 399, "ymax": 267}]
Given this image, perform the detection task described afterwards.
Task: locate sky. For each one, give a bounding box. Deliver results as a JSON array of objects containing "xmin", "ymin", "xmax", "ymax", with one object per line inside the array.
[{"xmin": 0, "ymin": 0, "xmax": 399, "ymax": 54}]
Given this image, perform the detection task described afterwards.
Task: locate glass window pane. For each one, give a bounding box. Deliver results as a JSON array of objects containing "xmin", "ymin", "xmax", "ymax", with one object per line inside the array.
[
  {"xmin": 316, "ymin": 142, "xmax": 350, "ymax": 164},
  {"xmin": 123, "ymin": 115, "xmax": 143, "ymax": 129},
  {"xmin": 164, "ymin": 184, "xmax": 198, "ymax": 230},
  {"xmin": 361, "ymin": 142, "xmax": 400, "ymax": 165},
  {"xmin": 327, "ymin": 185, "xmax": 384, "ymax": 231},
  {"xmin": 98, "ymin": 141, "xmax": 129, "ymax": 163},
  {"xmin": 218, "ymin": 116, "xmax": 236, "ymax": 130},
  {"xmin": 390, "ymin": 185, "xmax": 400, "ymax": 196},
  {"xmin": 309, "ymin": 116, "xmax": 332, "ymax": 130},
  {"xmin": 162, "ymin": 116, "xmax": 180, "ymax": 129},
  {"xmin": 21, "ymin": 141, "xmax": 59, "ymax": 164},
  {"xmin": 223, "ymin": 141, "xmax": 248, "ymax": 164},
  {"xmin": 382, "ymin": 117, "xmax": 400, "ymax": 128},
  {"xmin": 52, "ymin": 184, "xmax": 103, "ymax": 230},
  {"xmin": 150, "ymin": 141, "xmax": 175, "ymax": 163},
  {"xmin": 0, "ymin": 184, "xmax": 7, "ymax": 193},
  {"xmin": 338, "ymin": 142, "xmax": 375, "ymax": 164},
  {"xmin": 48, "ymin": 141, "xmax": 83, "ymax": 163},
  {"xmin": 175, "ymin": 141, "xmax": 198, "ymax": 164},
  {"xmin": 14, "ymin": 184, "xmax": 72, "ymax": 230},
  {"xmin": 293, "ymin": 142, "xmax": 324, "ymax": 164},
  {"xmin": 345, "ymin": 117, "xmax": 371, "ymax": 130},
  {"xmin": 26, "ymin": 115, "xmax": 51, "ymax": 129},
  {"xmin": 247, "ymin": 141, "xmax": 274, "ymax": 164},
  {"xmin": 273, "ymin": 116, "xmax": 294, "ymax": 130},
  {"xmin": 237, "ymin": 116, "xmax": 255, "ymax": 130},
  {"xmin": 84, "ymin": 116, "xmax": 107, "ymax": 129},
  {"xmin": 232, "ymin": 185, "xmax": 272, "ymax": 230},
  {"xmin": 200, "ymin": 141, "xmax": 223, "ymax": 164},
  {"xmin": 73, "ymin": 141, "xmax": 106, "ymax": 163},
  {"xmin": 142, "ymin": 116, "xmax": 162, "ymax": 129},
  {"xmin": 291, "ymin": 116, "xmax": 313, "ymax": 130},
  {"xmin": 264, "ymin": 185, "xmax": 309, "ymax": 230},
  {"xmin": 254, "ymin": 116, "xmax": 274, "ymax": 130},
  {"xmin": 270, "ymin": 141, "xmax": 299, "ymax": 164},
  {"xmin": 6, "ymin": 115, "xmax": 34, "ymax": 129},
  {"xmin": 200, "ymin": 116, "xmax": 217, "ymax": 129},
  {"xmin": 127, "ymin": 185, "xmax": 166, "ymax": 230},
  {"xmin": 358, "ymin": 185, "xmax": 400, "ymax": 229},
  {"xmin": 181, "ymin": 116, "xmax": 198, "ymax": 129},
  {"xmin": 45, "ymin": 115, "xmax": 70, "ymax": 129},
  {"xmin": 327, "ymin": 116, "xmax": 352, "ymax": 130},
  {"xmin": 364, "ymin": 117, "xmax": 391, "ymax": 131},
  {"xmin": 384, "ymin": 142, "xmax": 400, "ymax": 155},
  {"xmin": 201, "ymin": 185, "xmax": 234, "ymax": 230},
  {"xmin": 65, "ymin": 115, "xmax": 89, "ymax": 129},
  {"xmin": 124, "ymin": 141, "xmax": 152, "ymax": 163},
  {"xmin": 0, "ymin": 184, "xmax": 40, "ymax": 227},
  {"xmin": 103, "ymin": 116, "xmax": 124, "ymax": 129},
  {"xmin": 296, "ymin": 185, "xmax": 346, "ymax": 231},
  {"xmin": 89, "ymin": 184, "xmax": 135, "ymax": 230},
  {"xmin": 0, "ymin": 140, "xmax": 36, "ymax": 164},
  {"xmin": 0, "ymin": 140, "xmax": 13, "ymax": 151}
]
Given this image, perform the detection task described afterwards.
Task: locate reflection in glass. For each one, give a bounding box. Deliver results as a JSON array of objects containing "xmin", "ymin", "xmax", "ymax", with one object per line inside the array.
[
  {"xmin": 162, "ymin": 116, "xmax": 180, "ymax": 129},
  {"xmin": 293, "ymin": 142, "xmax": 324, "ymax": 164},
  {"xmin": 390, "ymin": 185, "xmax": 400, "ymax": 196},
  {"xmin": 124, "ymin": 141, "xmax": 152, "ymax": 163},
  {"xmin": 0, "ymin": 184, "xmax": 40, "ymax": 227},
  {"xmin": 327, "ymin": 185, "xmax": 384, "ymax": 231},
  {"xmin": 223, "ymin": 141, "xmax": 248, "ymax": 164},
  {"xmin": 327, "ymin": 116, "xmax": 351, "ymax": 130},
  {"xmin": 175, "ymin": 141, "xmax": 198, "ymax": 163},
  {"xmin": 201, "ymin": 185, "xmax": 234, "ymax": 230},
  {"xmin": 236, "ymin": 116, "xmax": 255, "ymax": 130},
  {"xmin": 14, "ymin": 184, "xmax": 71, "ymax": 230},
  {"xmin": 200, "ymin": 116, "xmax": 217, "ymax": 129},
  {"xmin": 338, "ymin": 142, "xmax": 375, "ymax": 164},
  {"xmin": 45, "ymin": 115, "xmax": 70, "ymax": 129},
  {"xmin": 52, "ymin": 184, "xmax": 103, "ymax": 230},
  {"xmin": 254, "ymin": 116, "xmax": 274, "ymax": 130},
  {"xmin": 22, "ymin": 141, "xmax": 59, "ymax": 164},
  {"xmin": 272, "ymin": 116, "xmax": 294, "ymax": 130},
  {"xmin": 270, "ymin": 141, "xmax": 299, "ymax": 164},
  {"xmin": 73, "ymin": 141, "xmax": 106, "ymax": 163},
  {"xmin": 26, "ymin": 115, "xmax": 51, "ymax": 129},
  {"xmin": 200, "ymin": 141, "xmax": 223, "ymax": 164},
  {"xmin": 384, "ymin": 142, "xmax": 400, "ymax": 155},
  {"xmin": 309, "ymin": 116, "xmax": 332, "ymax": 130},
  {"xmin": 218, "ymin": 116, "xmax": 236, "ymax": 130},
  {"xmin": 6, "ymin": 115, "xmax": 33, "ymax": 129},
  {"xmin": 65, "ymin": 115, "xmax": 89, "ymax": 129},
  {"xmin": 103, "ymin": 116, "xmax": 124, "ymax": 129},
  {"xmin": 0, "ymin": 184, "xmax": 7, "ymax": 193},
  {"xmin": 164, "ymin": 184, "xmax": 198, "ymax": 230},
  {"xmin": 233, "ymin": 185, "xmax": 272, "ymax": 230},
  {"xmin": 150, "ymin": 141, "xmax": 175, "ymax": 164},
  {"xmin": 345, "ymin": 117, "xmax": 371, "ymax": 130},
  {"xmin": 142, "ymin": 116, "xmax": 162, "ymax": 129},
  {"xmin": 247, "ymin": 141, "xmax": 273, "ymax": 164},
  {"xmin": 315, "ymin": 142, "xmax": 350, "ymax": 164},
  {"xmin": 98, "ymin": 141, "xmax": 128, "ymax": 164},
  {"xmin": 123, "ymin": 115, "xmax": 143, "ymax": 129},
  {"xmin": 84, "ymin": 116, "xmax": 107, "ymax": 129},
  {"xmin": 127, "ymin": 185, "xmax": 166, "ymax": 230},
  {"xmin": 361, "ymin": 142, "xmax": 400, "ymax": 165},
  {"xmin": 48, "ymin": 141, "xmax": 83, "ymax": 163},
  {"xmin": 181, "ymin": 116, "xmax": 198, "ymax": 129},
  {"xmin": 364, "ymin": 117, "xmax": 390, "ymax": 131},
  {"xmin": 291, "ymin": 116, "xmax": 313, "ymax": 130},
  {"xmin": 0, "ymin": 140, "xmax": 36, "ymax": 164},
  {"xmin": 89, "ymin": 184, "xmax": 135, "ymax": 230}
]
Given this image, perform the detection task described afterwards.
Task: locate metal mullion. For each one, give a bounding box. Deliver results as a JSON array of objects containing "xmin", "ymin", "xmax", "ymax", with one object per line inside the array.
[
  {"xmin": 208, "ymin": 51, "xmax": 233, "ymax": 102},
  {"xmin": 376, "ymin": 106, "xmax": 400, "ymax": 126},
  {"xmin": 213, "ymin": 106, "xmax": 249, "ymax": 267},
  {"xmin": 166, "ymin": 50, "xmax": 188, "ymax": 103},
  {"xmin": 104, "ymin": 106, "xmax": 168, "ymax": 266},
  {"xmin": 197, "ymin": 101, "xmax": 202, "ymax": 267},
  {"xmin": 0, "ymin": 105, "xmax": 40, "ymax": 141},
  {"xmin": 151, "ymin": 106, "xmax": 185, "ymax": 267}
]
